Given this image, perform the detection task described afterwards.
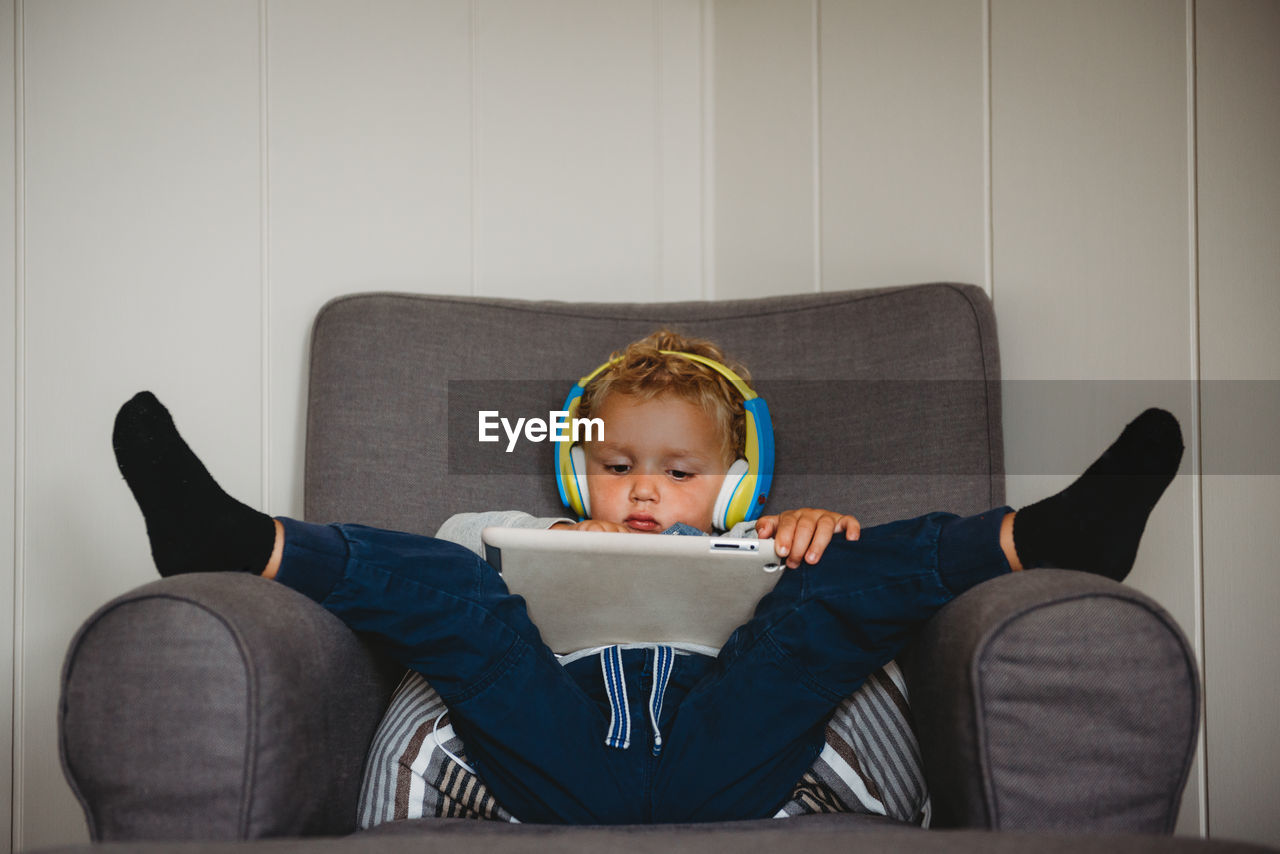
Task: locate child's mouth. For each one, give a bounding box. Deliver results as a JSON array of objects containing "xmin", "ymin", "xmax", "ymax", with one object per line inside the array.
[{"xmin": 625, "ymin": 515, "xmax": 661, "ymax": 533}]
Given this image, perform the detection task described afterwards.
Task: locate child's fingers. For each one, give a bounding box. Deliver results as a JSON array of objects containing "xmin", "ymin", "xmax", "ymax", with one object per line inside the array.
[
  {"xmin": 786, "ymin": 514, "xmax": 819, "ymax": 568},
  {"xmin": 772, "ymin": 513, "xmax": 800, "ymax": 559},
  {"xmin": 755, "ymin": 515, "xmax": 778, "ymax": 539},
  {"xmin": 839, "ymin": 515, "xmax": 861, "ymax": 540},
  {"xmin": 802, "ymin": 515, "xmax": 839, "ymax": 564},
  {"xmin": 575, "ymin": 520, "xmax": 633, "ymax": 533}
]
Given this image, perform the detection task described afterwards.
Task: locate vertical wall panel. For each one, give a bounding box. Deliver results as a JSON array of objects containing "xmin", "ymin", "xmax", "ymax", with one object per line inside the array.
[
  {"xmin": 989, "ymin": 0, "xmax": 1201, "ymax": 833},
  {"xmin": 1, "ymin": 1, "xmax": 16, "ymax": 850},
  {"xmin": 21, "ymin": 2, "xmax": 263, "ymax": 847},
  {"xmin": 713, "ymin": 0, "xmax": 816, "ymax": 298},
  {"xmin": 657, "ymin": 0, "xmax": 706, "ymax": 300},
  {"xmin": 474, "ymin": 0, "xmax": 661, "ymax": 300},
  {"xmin": 992, "ymin": 0, "xmax": 1192, "ymax": 381},
  {"xmin": 268, "ymin": 0, "xmax": 473, "ymax": 518},
  {"xmin": 820, "ymin": 0, "xmax": 986, "ymax": 291},
  {"xmin": 1197, "ymin": 0, "xmax": 1280, "ymax": 845}
]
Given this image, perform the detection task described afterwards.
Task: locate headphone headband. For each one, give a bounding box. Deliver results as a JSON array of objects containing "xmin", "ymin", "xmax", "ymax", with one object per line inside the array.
[{"xmin": 575, "ymin": 349, "xmax": 756, "ymax": 399}]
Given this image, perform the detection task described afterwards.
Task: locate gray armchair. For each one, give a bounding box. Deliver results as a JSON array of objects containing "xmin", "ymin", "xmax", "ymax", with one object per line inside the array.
[{"xmin": 56, "ymin": 285, "xmax": 1216, "ymax": 852}]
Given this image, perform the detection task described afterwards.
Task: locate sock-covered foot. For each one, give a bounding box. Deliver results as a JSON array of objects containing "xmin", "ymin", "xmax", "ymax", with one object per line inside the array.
[
  {"xmin": 113, "ymin": 391, "xmax": 276, "ymax": 577},
  {"xmin": 1012, "ymin": 407, "xmax": 1184, "ymax": 581}
]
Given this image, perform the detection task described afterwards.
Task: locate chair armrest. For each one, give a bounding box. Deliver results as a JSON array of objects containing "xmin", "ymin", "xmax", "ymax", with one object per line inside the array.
[
  {"xmin": 900, "ymin": 569, "xmax": 1200, "ymax": 833},
  {"xmin": 59, "ymin": 572, "xmax": 404, "ymax": 841}
]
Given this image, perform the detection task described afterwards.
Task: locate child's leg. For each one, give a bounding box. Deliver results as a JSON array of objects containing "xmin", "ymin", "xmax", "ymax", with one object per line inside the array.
[
  {"xmin": 112, "ymin": 392, "xmax": 640, "ymax": 824},
  {"xmin": 268, "ymin": 517, "xmax": 645, "ymax": 823},
  {"xmin": 653, "ymin": 509, "xmax": 1008, "ymax": 822},
  {"xmin": 653, "ymin": 408, "xmax": 1184, "ymax": 822}
]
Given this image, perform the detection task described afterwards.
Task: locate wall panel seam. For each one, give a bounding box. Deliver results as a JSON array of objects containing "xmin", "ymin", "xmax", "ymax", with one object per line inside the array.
[
  {"xmin": 469, "ymin": 0, "xmax": 480, "ymax": 297},
  {"xmin": 983, "ymin": 0, "xmax": 993, "ymax": 298},
  {"xmin": 1185, "ymin": 0, "xmax": 1208, "ymax": 837},
  {"xmin": 700, "ymin": 0, "xmax": 714, "ymax": 300},
  {"xmin": 653, "ymin": 0, "xmax": 663, "ymax": 299},
  {"xmin": 811, "ymin": 0, "xmax": 821, "ymax": 294},
  {"xmin": 9, "ymin": 1, "xmax": 22, "ymax": 850},
  {"xmin": 259, "ymin": 0, "xmax": 271, "ymax": 511}
]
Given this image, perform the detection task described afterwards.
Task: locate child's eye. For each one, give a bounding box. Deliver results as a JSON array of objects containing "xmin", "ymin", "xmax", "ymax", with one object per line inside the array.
[
  {"xmin": 669, "ymin": 470, "xmax": 692, "ymax": 481},
  {"xmin": 607, "ymin": 464, "xmax": 631, "ymax": 474}
]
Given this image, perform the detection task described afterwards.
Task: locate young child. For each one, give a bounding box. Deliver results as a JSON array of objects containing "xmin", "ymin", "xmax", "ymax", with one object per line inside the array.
[{"xmin": 111, "ymin": 329, "xmax": 1183, "ymax": 826}]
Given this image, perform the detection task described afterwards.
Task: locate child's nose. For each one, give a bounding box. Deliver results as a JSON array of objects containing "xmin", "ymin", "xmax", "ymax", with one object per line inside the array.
[{"xmin": 629, "ymin": 472, "xmax": 660, "ymax": 500}]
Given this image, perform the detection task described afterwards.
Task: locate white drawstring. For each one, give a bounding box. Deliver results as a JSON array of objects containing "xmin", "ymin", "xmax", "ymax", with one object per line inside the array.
[
  {"xmin": 648, "ymin": 646, "xmax": 674, "ymax": 755},
  {"xmin": 602, "ymin": 645, "xmax": 675, "ymax": 754},
  {"xmin": 436, "ymin": 645, "xmax": 678, "ymax": 773},
  {"xmin": 602, "ymin": 645, "xmax": 631, "ymax": 749},
  {"xmin": 432, "ymin": 711, "xmax": 476, "ymax": 775}
]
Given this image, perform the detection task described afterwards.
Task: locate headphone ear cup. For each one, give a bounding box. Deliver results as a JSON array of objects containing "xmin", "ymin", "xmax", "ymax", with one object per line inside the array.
[
  {"xmin": 570, "ymin": 444, "xmax": 591, "ymax": 518},
  {"xmin": 713, "ymin": 459, "xmax": 750, "ymax": 531}
]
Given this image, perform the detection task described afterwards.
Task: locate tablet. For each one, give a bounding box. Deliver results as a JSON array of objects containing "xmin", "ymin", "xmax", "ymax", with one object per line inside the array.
[{"xmin": 481, "ymin": 527, "xmax": 784, "ymax": 654}]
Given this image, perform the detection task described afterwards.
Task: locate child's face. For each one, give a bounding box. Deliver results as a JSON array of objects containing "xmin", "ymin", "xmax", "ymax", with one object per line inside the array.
[{"xmin": 582, "ymin": 391, "xmax": 729, "ymax": 534}]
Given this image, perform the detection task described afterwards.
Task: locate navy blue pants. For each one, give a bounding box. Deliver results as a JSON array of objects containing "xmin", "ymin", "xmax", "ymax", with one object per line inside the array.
[{"xmin": 274, "ymin": 508, "xmax": 1013, "ymax": 824}]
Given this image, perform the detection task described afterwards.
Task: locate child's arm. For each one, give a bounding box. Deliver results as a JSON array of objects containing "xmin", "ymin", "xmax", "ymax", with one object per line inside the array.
[
  {"xmin": 436, "ymin": 510, "xmax": 578, "ymax": 558},
  {"xmin": 755, "ymin": 509, "xmax": 861, "ymax": 570}
]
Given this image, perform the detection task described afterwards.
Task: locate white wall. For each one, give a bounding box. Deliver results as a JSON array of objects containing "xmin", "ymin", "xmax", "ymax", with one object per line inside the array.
[
  {"xmin": 989, "ymin": 0, "xmax": 1201, "ymax": 828},
  {"xmin": 2, "ymin": 1, "xmax": 16, "ymax": 849},
  {"xmin": 5, "ymin": 0, "xmax": 1277, "ymax": 849},
  {"xmin": 712, "ymin": 0, "xmax": 1276, "ymax": 845},
  {"xmin": 1195, "ymin": 0, "xmax": 1280, "ymax": 844}
]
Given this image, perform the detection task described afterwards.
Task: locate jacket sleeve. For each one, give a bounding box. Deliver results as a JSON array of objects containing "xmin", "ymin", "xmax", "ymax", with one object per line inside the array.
[
  {"xmin": 434, "ymin": 510, "xmax": 578, "ymax": 558},
  {"xmin": 723, "ymin": 520, "xmax": 760, "ymax": 540}
]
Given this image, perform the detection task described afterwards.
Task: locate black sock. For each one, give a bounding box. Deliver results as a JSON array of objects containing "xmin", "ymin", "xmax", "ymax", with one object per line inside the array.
[
  {"xmin": 1012, "ymin": 408, "xmax": 1184, "ymax": 581},
  {"xmin": 113, "ymin": 391, "xmax": 276, "ymax": 577}
]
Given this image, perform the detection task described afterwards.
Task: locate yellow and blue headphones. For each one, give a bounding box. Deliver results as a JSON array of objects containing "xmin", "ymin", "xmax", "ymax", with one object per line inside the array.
[{"xmin": 554, "ymin": 350, "xmax": 774, "ymax": 531}]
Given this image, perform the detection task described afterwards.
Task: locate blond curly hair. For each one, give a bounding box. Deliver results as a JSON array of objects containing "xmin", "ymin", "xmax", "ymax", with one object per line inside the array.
[{"xmin": 576, "ymin": 329, "xmax": 752, "ymax": 466}]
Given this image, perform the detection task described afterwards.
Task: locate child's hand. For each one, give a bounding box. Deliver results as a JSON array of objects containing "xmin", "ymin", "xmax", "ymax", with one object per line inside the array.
[
  {"xmin": 551, "ymin": 520, "xmax": 634, "ymax": 533},
  {"xmin": 755, "ymin": 508, "xmax": 860, "ymax": 569}
]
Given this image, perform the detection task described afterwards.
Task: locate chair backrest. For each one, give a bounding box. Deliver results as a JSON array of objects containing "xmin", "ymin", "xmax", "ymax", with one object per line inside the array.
[{"xmin": 305, "ymin": 283, "xmax": 1003, "ymax": 535}]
